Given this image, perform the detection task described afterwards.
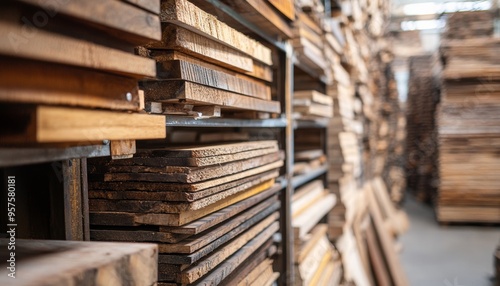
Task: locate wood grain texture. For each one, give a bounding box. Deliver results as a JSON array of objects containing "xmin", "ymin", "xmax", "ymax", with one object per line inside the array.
[
  {"xmin": 0, "ymin": 16, "xmax": 156, "ymax": 78},
  {"xmin": 188, "ymin": 222, "xmax": 279, "ymax": 285},
  {"xmin": 0, "ymin": 57, "xmax": 140, "ymax": 111},
  {"xmin": 267, "ymin": 0, "xmax": 295, "ymax": 20},
  {"xmin": 17, "ymin": 0, "xmax": 161, "ymax": 43},
  {"xmin": 220, "ymin": 0, "xmax": 293, "ymax": 39},
  {"xmin": 89, "ymin": 170, "xmax": 279, "ymax": 202},
  {"xmin": 122, "ymin": 0, "xmax": 160, "ymax": 14},
  {"xmin": 0, "ymin": 105, "xmax": 166, "ymax": 144},
  {"xmin": 102, "ymin": 152, "xmax": 282, "ymax": 183},
  {"xmin": 0, "ymin": 239, "xmax": 157, "ymax": 286},
  {"xmin": 147, "ymin": 25, "xmax": 254, "ymax": 73},
  {"xmin": 157, "ymin": 201, "xmax": 280, "ymax": 256},
  {"xmin": 155, "ymin": 60, "xmax": 271, "ymax": 99},
  {"xmin": 159, "ymin": 0, "xmax": 272, "ymax": 64},
  {"xmin": 142, "ymin": 81, "xmax": 281, "ymax": 113}
]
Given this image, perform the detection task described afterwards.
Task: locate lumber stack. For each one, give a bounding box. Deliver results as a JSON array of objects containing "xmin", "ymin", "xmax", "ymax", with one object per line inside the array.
[
  {"xmin": 293, "ymin": 90, "xmax": 333, "ymax": 120},
  {"xmin": 405, "ymin": 55, "xmax": 439, "ymax": 202},
  {"xmin": 0, "ymin": 0, "xmax": 166, "ymax": 149},
  {"xmin": 443, "ymin": 10, "xmax": 494, "ymax": 40},
  {"xmin": 0, "ymin": 239, "xmax": 158, "ymax": 286},
  {"xmin": 291, "ymin": 180, "xmax": 341, "ymax": 286},
  {"xmin": 140, "ymin": 0, "xmax": 281, "ymax": 119},
  {"xmin": 88, "ymin": 141, "xmax": 283, "ymax": 285},
  {"xmin": 436, "ymin": 36, "xmax": 500, "ymax": 223}
]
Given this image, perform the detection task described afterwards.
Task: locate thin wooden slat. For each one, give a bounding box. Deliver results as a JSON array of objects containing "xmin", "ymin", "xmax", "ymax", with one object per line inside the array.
[
  {"xmin": 122, "ymin": 0, "xmax": 160, "ymax": 14},
  {"xmin": 0, "ymin": 17, "xmax": 156, "ymax": 78},
  {"xmin": 159, "ymin": 0, "xmax": 272, "ymax": 65},
  {"xmin": 187, "ymin": 222, "xmax": 279, "ymax": 285},
  {"xmin": 142, "ymin": 80, "xmax": 281, "ymax": 113},
  {"xmin": 155, "ymin": 59, "xmax": 271, "ymax": 99},
  {"xmin": 0, "ymin": 105, "xmax": 166, "ymax": 144},
  {"xmin": 267, "ymin": 0, "xmax": 295, "ymax": 20},
  {"xmin": 0, "ymin": 57, "xmax": 140, "ymax": 111},
  {"xmin": 17, "ymin": 0, "xmax": 161, "ymax": 43}
]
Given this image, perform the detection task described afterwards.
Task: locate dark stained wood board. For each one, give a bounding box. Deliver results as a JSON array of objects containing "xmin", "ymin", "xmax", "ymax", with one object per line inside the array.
[
  {"xmin": 101, "ymin": 152, "xmax": 282, "ymax": 183},
  {"xmin": 0, "ymin": 57, "xmax": 140, "ymax": 111},
  {"xmin": 89, "ymin": 170, "xmax": 279, "ymax": 202},
  {"xmin": 89, "ymin": 181, "xmax": 279, "ymax": 227},
  {"xmin": 89, "ymin": 160, "xmax": 283, "ymax": 193}
]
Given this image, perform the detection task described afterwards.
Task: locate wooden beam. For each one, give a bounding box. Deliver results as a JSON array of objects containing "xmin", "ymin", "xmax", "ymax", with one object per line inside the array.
[
  {"xmin": 142, "ymin": 81, "xmax": 281, "ymax": 113},
  {"xmin": 0, "ymin": 17, "xmax": 156, "ymax": 78},
  {"xmin": 0, "ymin": 105, "xmax": 166, "ymax": 144},
  {"xmin": 16, "ymin": 0, "xmax": 161, "ymax": 44},
  {"xmin": 159, "ymin": 0, "xmax": 272, "ymax": 65}
]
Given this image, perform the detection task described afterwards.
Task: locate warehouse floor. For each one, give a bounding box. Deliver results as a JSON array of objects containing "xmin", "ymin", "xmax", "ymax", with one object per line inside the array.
[{"xmin": 400, "ymin": 197, "xmax": 500, "ymax": 286}]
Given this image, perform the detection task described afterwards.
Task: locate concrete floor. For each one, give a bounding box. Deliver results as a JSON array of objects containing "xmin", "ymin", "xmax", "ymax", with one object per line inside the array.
[{"xmin": 400, "ymin": 197, "xmax": 500, "ymax": 286}]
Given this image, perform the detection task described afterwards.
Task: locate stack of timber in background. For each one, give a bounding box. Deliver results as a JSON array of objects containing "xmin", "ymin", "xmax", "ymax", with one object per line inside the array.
[
  {"xmin": 0, "ymin": 0, "xmax": 166, "ymax": 152},
  {"xmin": 405, "ymin": 55, "xmax": 439, "ymax": 203},
  {"xmin": 322, "ymin": 0, "xmax": 410, "ymax": 285},
  {"xmin": 437, "ymin": 26, "xmax": 500, "ymax": 223},
  {"xmin": 291, "ymin": 180, "xmax": 341, "ymax": 286},
  {"xmin": 88, "ymin": 140, "xmax": 284, "ymax": 285},
  {"xmin": 443, "ymin": 10, "xmax": 494, "ymax": 40},
  {"xmin": 371, "ymin": 54, "xmax": 407, "ymax": 205},
  {"xmin": 140, "ymin": 0, "xmax": 281, "ymax": 120}
]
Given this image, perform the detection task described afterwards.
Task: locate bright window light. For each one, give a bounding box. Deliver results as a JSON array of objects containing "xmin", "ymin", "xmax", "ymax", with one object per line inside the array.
[
  {"xmin": 403, "ymin": 1, "xmax": 491, "ymax": 16},
  {"xmin": 401, "ymin": 19, "xmax": 446, "ymax": 31}
]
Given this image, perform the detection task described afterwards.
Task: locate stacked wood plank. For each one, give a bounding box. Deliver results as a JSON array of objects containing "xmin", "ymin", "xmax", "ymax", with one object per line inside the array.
[
  {"xmin": 293, "ymin": 90, "xmax": 333, "ymax": 120},
  {"xmin": 291, "ymin": 180, "xmax": 340, "ymax": 286},
  {"xmin": 437, "ymin": 36, "xmax": 500, "ymax": 223},
  {"xmin": 443, "ymin": 10, "xmax": 494, "ymax": 40},
  {"xmin": 88, "ymin": 141, "xmax": 283, "ymax": 285},
  {"xmin": 405, "ymin": 55, "xmax": 439, "ymax": 202},
  {"xmin": 0, "ymin": 0, "xmax": 166, "ymax": 148},
  {"xmin": 0, "ymin": 239, "xmax": 158, "ymax": 286},
  {"xmin": 140, "ymin": 0, "xmax": 280, "ymax": 119}
]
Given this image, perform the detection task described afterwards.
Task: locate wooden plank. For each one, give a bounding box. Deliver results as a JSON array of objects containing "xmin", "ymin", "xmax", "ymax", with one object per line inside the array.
[
  {"xmin": 295, "ymin": 149, "xmax": 324, "ymax": 161},
  {"xmin": 63, "ymin": 159, "xmax": 84, "ymax": 240},
  {"xmin": 102, "ymin": 152, "xmax": 282, "ymax": 183},
  {"xmin": 118, "ymin": 145, "xmax": 279, "ymax": 168},
  {"xmin": 110, "ymin": 140, "xmax": 136, "ymax": 159},
  {"xmin": 155, "ymin": 60, "xmax": 271, "ymax": 99},
  {"xmin": 294, "ymin": 90, "xmax": 333, "ymax": 106},
  {"xmin": 94, "ymin": 180, "xmax": 275, "ymax": 227},
  {"xmin": 365, "ymin": 221, "xmax": 392, "ymax": 286},
  {"xmin": 296, "ymin": 224, "xmax": 328, "ymax": 263},
  {"xmin": 132, "ymin": 140, "xmax": 278, "ymax": 158},
  {"xmin": 146, "ymin": 25, "xmax": 254, "ymax": 73},
  {"xmin": 292, "ymin": 181, "xmax": 325, "ymax": 218},
  {"xmin": 89, "ymin": 170, "xmax": 279, "ymax": 202},
  {"xmin": 89, "ymin": 187, "xmax": 280, "ymax": 229},
  {"xmin": 237, "ymin": 259, "xmax": 272, "ymax": 286},
  {"xmin": 219, "ymin": 240, "xmax": 276, "ymax": 286},
  {"xmin": 0, "ymin": 17, "xmax": 156, "ymax": 78},
  {"xmin": 296, "ymin": 236, "xmax": 331, "ymax": 286},
  {"xmin": 187, "ymin": 222, "xmax": 279, "ymax": 284},
  {"xmin": 308, "ymin": 250, "xmax": 333, "ymax": 286},
  {"xmin": 220, "ymin": 0, "xmax": 293, "ymax": 39},
  {"xmin": 17, "ymin": 0, "xmax": 161, "ymax": 43},
  {"xmin": 142, "ymin": 80, "xmax": 281, "ymax": 113},
  {"xmin": 159, "ymin": 212, "xmax": 278, "ymax": 268},
  {"xmin": 0, "ymin": 105, "xmax": 166, "ymax": 144},
  {"xmin": 159, "ymin": 0, "xmax": 272, "ymax": 65},
  {"xmin": 0, "ymin": 57, "xmax": 140, "ymax": 111},
  {"xmin": 293, "ymin": 193, "xmax": 336, "ymax": 239},
  {"xmin": 0, "ymin": 239, "xmax": 157, "ymax": 286},
  {"xmin": 267, "ymin": 0, "xmax": 295, "ymax": 20},
  {"xmin": 89, "ymin": 160, "xmax": 283, "ymax": 193},
  {"xmin": 122, "ymin": 0, "xmax": 160, "ymax": 14},
  {"xmin": 247, "ymin": 265, "xmax": 274, "ymax": 286},
  {"xmin": 90, "ymin": 227, "xmax": 190, "ymax": 243},
  {"xmin": 294, "ymin": 103, "xmax": 333, "ymax": 118},
  {"xmin": 367, "ymin": 184, "xmax": 409, "ymax": 286},
  {"xmin": 157, "ymin": 201, "xmax": 280, "ymax": 255},
  {"xmin": 90, "ymin": 179, "xmax": 275, "ymax": 215}
]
